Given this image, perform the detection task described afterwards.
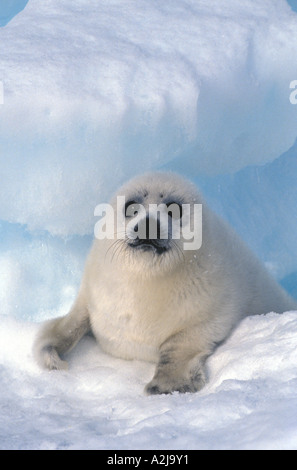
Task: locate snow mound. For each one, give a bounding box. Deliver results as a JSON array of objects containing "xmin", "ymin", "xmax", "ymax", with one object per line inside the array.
[
  {"xmin": 1, "ymin": 311, "xmax": 297, "ymax": 450},
  {"xmin": 1, "ymin": 0, "xmax": 297, "ymax": 235}
]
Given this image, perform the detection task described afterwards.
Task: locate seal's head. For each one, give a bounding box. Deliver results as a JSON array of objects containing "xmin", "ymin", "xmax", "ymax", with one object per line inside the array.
[{"xmin": 104, "ymin": 172, "xmax": 203, "ymax": 275}]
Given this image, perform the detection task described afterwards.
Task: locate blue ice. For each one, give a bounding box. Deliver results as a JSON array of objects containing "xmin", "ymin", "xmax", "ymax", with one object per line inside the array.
[{"xmin": 0, "ymin": 0, "xmax": 29, "ymax": 27}]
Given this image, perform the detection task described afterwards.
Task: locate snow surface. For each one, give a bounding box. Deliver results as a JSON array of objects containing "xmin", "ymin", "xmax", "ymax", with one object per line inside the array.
[
  {"xmin": 1, "ymin": 311, "xmax": 297, "ymax": 450},
  {"xmin": 1, "ymin": 0, "xmax": 297, "ymax": 450}
]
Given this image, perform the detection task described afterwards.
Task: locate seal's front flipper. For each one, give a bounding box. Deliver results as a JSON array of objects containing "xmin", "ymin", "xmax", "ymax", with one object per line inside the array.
[{"xmin": 33, "ymin": 298, "xmax": 90, "ymax": 370}]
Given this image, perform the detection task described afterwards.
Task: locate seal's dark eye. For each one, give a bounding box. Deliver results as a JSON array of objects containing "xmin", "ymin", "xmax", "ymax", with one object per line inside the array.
[
  {"xmin": 125, "ymin": 200, "xmax": 141, "ymax": 218},
  {"xmin": 166, "ymin": 202, "xmax": 183, "ymax": 219}
]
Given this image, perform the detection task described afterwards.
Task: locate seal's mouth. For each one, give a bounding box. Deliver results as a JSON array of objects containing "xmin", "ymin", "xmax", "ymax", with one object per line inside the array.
[{"xmin": 128, "ymin": 239, "xmax": 169, "ymax": 255}]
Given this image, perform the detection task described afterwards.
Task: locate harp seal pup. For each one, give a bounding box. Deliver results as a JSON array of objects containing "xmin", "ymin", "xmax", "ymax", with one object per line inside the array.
[{"xmin": 33, "ymin": 172, "xmax": 297, "ymax": 394}]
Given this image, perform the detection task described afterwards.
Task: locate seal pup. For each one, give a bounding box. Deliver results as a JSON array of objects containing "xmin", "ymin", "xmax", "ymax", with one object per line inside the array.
[{"xmin": 33, "ymin": 172, "xmax": 297, "ymax": 394}]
